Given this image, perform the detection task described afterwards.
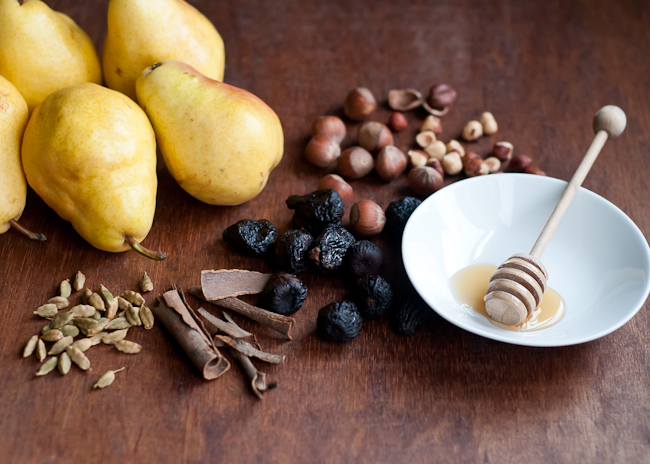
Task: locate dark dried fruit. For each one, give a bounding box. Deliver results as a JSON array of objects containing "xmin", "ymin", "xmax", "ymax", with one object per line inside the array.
[
  {"xmin": 345, "ymin": 240, "xmax": 384, "ymax": 277},
  {"xmin": 309, "ymin": 225, "xmax": 356, "ymax": 274},
  {"xmin": 353, "ymin": 275, "xmax": 393, "ymax": 320},
  {"xmin": 317, "ymin": 301, "xmax": 362, "ymax": 342},
  {"xmin": 259, "ymin": 272, "xmax": 308, "ymax": 316},
  {"xmin": 389, "ymin": 294, "xmax": 430, "ymax": 336},
  {"xmin": 286, "ymin": 189, "xmax": 345, "ymax": 235},
  {"xmin": 274, "ymin": 229, "xmax": 314, "ymax": 273},
  {"xmin": 385, "ymin": 197, "xmax": 421, "ymax": 237},
  {"xmin": 222, "ymin": 219, "xmax": 278, "ymax": 257}
]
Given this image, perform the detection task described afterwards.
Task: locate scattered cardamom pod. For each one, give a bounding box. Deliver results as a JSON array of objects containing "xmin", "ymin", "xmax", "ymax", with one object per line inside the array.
[
  {"xmin": 87, "ymin": 317, "xmax": 110, "ymax": 335},
  {"xmin": 106, "ymin": 317, "xmax": 131, "ymax": 331},
  {"xmin": 117, "ymin": 310, "xmax": 125, "ymax": 318},
  {"xmin": 59, "ymin": 280, "xmax": 72, "ymax": 298},
  {"xmin": 72, "ymin": 338, "xmax": 92, "ymax": 352},
  {"xmin": 92, "ymin": 310, "xmax": 101, "ymax": 320},
  {"xmin": 106, "ymin": 300, "xmax": 119, "ymax": 319},
  {"xmin": 51, "ymin": 311, "xmax": 74, "ymax": 329},
  {"xmin": 98, "ymin": 284, "xmax": 115, "ymax": 306},
  {"xmin": 41, "ymin": 329, "xmax": 63, "ymax": 342},
  {"xmin": 121, "ymin": 290, "xmax": 145, "ymax": 307},
  {"xmin": 36, "ymin": 339, "xmax": 46, "ymax": 361},
  {"xmin": 48, "ymin": 336, "xmax": 73, "ymax": 355},
  {"xmin": 61, "ymin": 325, "xmax": 80, "ymax": 338},
  {"xmin": 36, "ymin": 357, "xmax": 58, "ymax": 376},
  {"xmin": 115, "ymin": 340, "xmax": 142, "ymax": 354},
  {"xmin": 71, "ymin": 304, "xmax": 96, "ymax": 319},
  {"xmin": 23, "ymin": 335, "xmax": 39, "ymax": 358},
  {"xmin": 117, "ymin": 296, "xmax": 130, "ymax": 311},
  {"xmin": 34, "ymin": 303, "xmax": 58, "ymax": 318},
  {"xmin": 41, "ymin": 323, "xmax": 51, "ymax": 334},
  {"xmin": 47, "ymin": 296, "xmax": 70, "ymax": 310},
  {"xmin": 82, "ymin": 288, "xmax": 93, "ymax": 304},
  {"xmin": 73, "ymin": 271, "xmax": 86, "ymax": 291},
  {"xmin": 140, "ymin": 306, "xmax": 154, "ymax": 330},
  {"xmin": 65, "ymin": 346, "xmax": 90, "ymax": 370},
  {"xmin": 88, "ymin": 332, "xmax": 108, "ymax": 346},
  {"xmin": 125, "ymin": 305, "xmax": 142, "ymax": 326},
  {"xmin": 93, "ymin": 367, "xmax": 125, "ymax": 389},
  {"xmin": 74, "ymin": 318, "xmax": 99, "ymax": 331},
  {"xmin": 102, "ymin": 328, "xmax": 129, "ymax": 345},
  {"xmin": 139, "ymin": 272, "xmax": 153, "ymax": 293},
  {"xmin": 58, "ymin": 352, "xmax": 71, "ymax": 375},
  {"xmin": 88, "ymin": 292, "xmax": 106, "ymax": 312}
]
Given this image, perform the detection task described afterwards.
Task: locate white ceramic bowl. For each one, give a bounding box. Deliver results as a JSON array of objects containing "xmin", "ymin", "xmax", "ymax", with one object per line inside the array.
[{"xmin": 402, "ymin": 174, "xmax": 650, "ymax": 347}]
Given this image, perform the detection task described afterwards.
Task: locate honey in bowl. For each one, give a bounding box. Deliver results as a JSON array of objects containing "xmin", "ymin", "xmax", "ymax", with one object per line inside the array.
[{"xmin": 450, "ymin": 263, "xmax": 565, "ymax": 331}]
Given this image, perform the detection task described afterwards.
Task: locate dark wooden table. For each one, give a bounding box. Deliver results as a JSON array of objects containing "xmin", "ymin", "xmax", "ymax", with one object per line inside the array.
[{"xmin": 2, "ymin": 1, "xmax": 649, "ymax": 462}]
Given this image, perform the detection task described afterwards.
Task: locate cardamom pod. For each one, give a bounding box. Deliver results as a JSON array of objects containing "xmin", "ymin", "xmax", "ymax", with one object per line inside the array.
[
  {"xmin": 59, "ymin": 280, "xmax": 72, "ymax": 298},
  {"xmin": 102, "ymin": 328, "xmax": 128, "ymax": 345},
  {"xmin": 115, "ymin": 340, "xmax": 142, "ymax": 354},
  {"xmin": 98, "ymin": 284, "xmax": 115, "ymax": 307},
  {"xmin": 41, "ymin": 323, "xmax": 51, "ymax": 334},
  {"xmin": 48, "ymin": 336, "xmax": 73, "ymax": 355},
  {"xmin": 58, "ymin": 352, "xmax": 71, "ymax": 375},
  {"xmin": 92, "ymin": 310, "xmax": 101, "ymax": 320},
  {"xmin": 72, "ymin": 338, "xmax": 92, "ymax": 352},
  {"xmin": 106, "ymin": 300, "xmax": 119, "ymax": 320},
  {"xmin": 36, "ymin": 357, "xmax": 58, "ymax": 376},
  {"xmin": 125, "ymin": 305, "xmax": 142, "ymax": 326},
  {"xmin": 23, "ymin": 335, "xmax": 39, "ymax": 358},
  {"xmin": 140, "ymin": 306, "xmax": 154, "ymax": 330},
  {"xmin": 71, "ymin": 304, "xmax": 96, "ymax": 319},
  {"xmin": 51, "ymin": 311, "xmax": 74, "ymax": 329},
  {"xmin": 139, "ymin": 272, "xmax": 153, "ymax": 293},
  {"xmin": 93, "ymin": 367, "xmax": 125, "ymax": 389},
  {"xmin": 34, "ymin": 303, "xmax": 58, "ymax": 318},
  {"xmin": 73, "ymin": 271, "xmax": 86, "ymax": 291},
  {"xmin": 88, "ymin": 292, "xmax": 106, "ymax": 311},
  {"xmin": 74, "ymin": 318, "xmax": 99, "ymax": 331},
  {"xmin": 88, "ymin": 332, "xmax": 108, "ymax": 346},
  {"xmin": 106, "ymin": 317, "xmax": 131, "ymax": 331},
  {"xmin": 121, "ymin": 290, "xmax": 145, "ymax": 307},
  {"xmin": 87, "ymin": 318, "xmax": 110, "ymax": 336},
  {"xmin": 47, "ymin": 296, "xmax": 70, "ymax": 309},
  {"xmin": 117, "ymin": 296, "xmax": 130, "ymax": 311},
  {"xmin": 61, "ymin": 325, "xmax": 80, "ymax": 338},
  {"xmin": 41, "ymin": 329, "xmax": 63, "ymax": 342},
  {"xmin": 65, "ymin": 346, "xmax": 90, "ymax": 370},
  {"xmin": 82, "ymin": 288, "xmax": 93, "ymax": 304},
  {"xmin": 36, "ymin": 339, "xmax": 46, "ymax": 361}
]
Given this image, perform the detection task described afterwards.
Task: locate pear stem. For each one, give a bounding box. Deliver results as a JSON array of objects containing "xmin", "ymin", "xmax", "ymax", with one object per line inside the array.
[
  {"xmin": 125, "ymin": 235, "xmax": 166, "ymax": 261},
  {"xmin": 8, "ymin": 219, "xmax": 47, "ymax": 241}
]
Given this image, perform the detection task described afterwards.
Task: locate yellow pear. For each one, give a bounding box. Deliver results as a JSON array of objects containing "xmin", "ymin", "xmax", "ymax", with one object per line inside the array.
[
  {"xmin": 0, "ymin": 0, "xmax": 102, "ymax": 113},
  {"xmin": 136, "ymin": 60, "xmax": 283, "ymax": 206},
  {"xmin": 21, "ymin": 83, "xmax": 165, "ymax": 260},
  {"xmin": 103, "ymin": 0, "xmax": 225, "ymax": 101},
  {"xmin": 0, "ymin": 74, "xmax": 45, "ymax": 240}
]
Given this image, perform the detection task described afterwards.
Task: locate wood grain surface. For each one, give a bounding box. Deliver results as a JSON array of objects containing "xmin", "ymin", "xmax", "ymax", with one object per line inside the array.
[{"xmin": 1, "ymin": 0, "xmax": 649, "ymax": 462}]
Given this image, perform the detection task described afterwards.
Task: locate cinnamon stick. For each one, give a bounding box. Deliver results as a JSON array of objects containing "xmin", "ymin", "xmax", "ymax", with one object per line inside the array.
[
  {"xmin": 153, "ymin": 290, "xmax": 230, "ymax": 380},
  {"xmin": 200, "ymin": 270, "xmax": 271, "ymax": 300},
  {"xmin": 231, "ymin": 351, "xmax": 268, "ymax": 400},
  {"xmin": 197, "ymin": 307, "xmax": 253, "ymax": 339},
  {"xmin": 214, "ymin": 335, "xmax": 285, "ymax": 364}
]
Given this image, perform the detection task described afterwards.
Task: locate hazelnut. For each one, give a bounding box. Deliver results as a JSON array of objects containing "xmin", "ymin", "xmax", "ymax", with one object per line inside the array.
[
  {"xmin": 407, "ymin": 149, "xmax": 429, "ymax": 169},
  {"xmin": 344, "ymin": 88, "xmax": 376, "ymax": 121},
  {"xmin": 358, "ymin": 121, "xmax": 394, "ymax": 153},
  {"xmin": 465, "ymin": 158, "xmax": 489, "ymax": 177},
  {"xmin": 442, "ymin": 152, "xmax": 463, "ymax": 175},
  {"xmin": 420, "ymin": 115, "xmax": 442, "ymax": 134},
  {"xmin": 311, "ymin": 116, "xmax": 346, "ymax": 143},
  {"xmin": 407, "ymin": 166, "xmax": 443, "ymax": 196},
  {"xmin": 375, "ymin": 146, "xmax": 407, "ymax": 182},
  {"xmin": 426, "ymin": 158, "xmax": 445, "ymax": 178},
  {"xmin": 305, "ymin": 136, "xmax": 341, "ymax": 167},
  {"xmin": 462, "ymin": 120, "xmax": 483, "ymax": 141},
  {"xmin": 350, "ymin": 200, "xmax": 386, "ymax": 236},
  {"xmin": 508, "ymin": 155, "xmax": 532, "ymax": 173},
  {"xmin": 318, "ymin": 174, "xmax": 353, "ymax": 201},
  {"xmin": 337, "ymin": 146, "xmax": 374, "ymax": 179},
  {"xmin": 462, "ymin": 152, "xmax": 481, "ymax": 169},
  {"xmin": 388, "ymin": 112, "xmax": 408, "ymax": 132},
  {"xmin": 388, "ymin": 89, "xmax": 423, "ymax": 111},
  {"xmin": 525, "ymin": 166, "xmax": 547, "ymax": 176},
  {"xmin": 484, "ymin": 156, "xmax": 501, "ymax": 173},
  {"xmin": 415, "ymin": 130, "xmax": 437, "ymax": 148},
  {"xmin": 479, "ymin": 111, "xmax": 498, "ymax": 134},
  {"xmin": 424, "ymin": 140, "xmax": 447, "ymax": 160},
  {"xmin": 446, "ymin": 139, "xmax": 465, "ymax": 156},
  {"xmin": 428, "ymin": 84, "xmax": 457, "ymax": 109},
  {"xmin": 492, "ymin": 141, "xmax": 513, "ymax": 161}
]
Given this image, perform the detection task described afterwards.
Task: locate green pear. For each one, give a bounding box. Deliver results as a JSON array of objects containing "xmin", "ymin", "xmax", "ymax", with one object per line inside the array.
[
  {"xmin": 0, "ymin": 74, "xmax": 45, "ymax": 241},
  {"xmin": 103, "ymin": 0, "xmax": 225, "ymax": 101},
  {"xmin": 21, "ymin": 83, "xmax": 165, "ymax": 260},
  {"xmin": 0, "ymin": 0, "xmax": 102, "ymax": 113},
  {"xmin": 136, "ymin": 60, "xmax": 284, "ymax": 206}
]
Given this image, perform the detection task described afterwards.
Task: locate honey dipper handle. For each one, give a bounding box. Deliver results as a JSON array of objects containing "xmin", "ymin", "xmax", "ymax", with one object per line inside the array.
[{"xmin": 530, "ymin": 106, "xmax": 626, "ymax": 259}]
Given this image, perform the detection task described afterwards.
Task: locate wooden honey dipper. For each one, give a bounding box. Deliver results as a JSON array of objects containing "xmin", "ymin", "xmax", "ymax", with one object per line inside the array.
[{"xmin": 484, "ymin": 106, "xmax": 627, "ymax": 326}]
